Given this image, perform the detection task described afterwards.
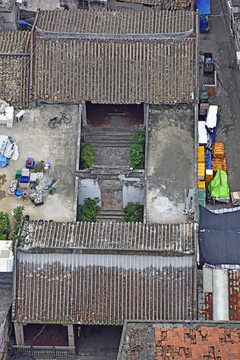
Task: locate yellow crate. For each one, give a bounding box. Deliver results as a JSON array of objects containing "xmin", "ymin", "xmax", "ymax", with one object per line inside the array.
[
  {"xmin": 198, "ymin": 181, "xmax": 206, "ymax": 190},
  {"xmin": 198, "ymin": 163, "xmax": 205, "ymax": 180},
  {"xmin": 198, "ymin": 146, "xmax": 205, "ymax": 163}
]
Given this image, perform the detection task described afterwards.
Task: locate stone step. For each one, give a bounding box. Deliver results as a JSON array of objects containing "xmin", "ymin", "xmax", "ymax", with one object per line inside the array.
[
  {"xmin": 97, "ymin": 208, "xmax": 124, "ymax": 221},
  {"xmin": 83, "ymin": 128, "xmax": 137, "ymax": 147},
  {"xmin": 87, "ymin": 141, "xmax": 132, "ymax": 148}
]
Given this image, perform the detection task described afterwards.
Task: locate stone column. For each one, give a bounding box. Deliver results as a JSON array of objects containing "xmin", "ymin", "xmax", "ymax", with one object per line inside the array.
[
  {"xmin": 14, "ymin": 322, "xmax": 24, "ymax": 345},
  {"xmin": 67, "ymin": 324, "xmax": 75, "ymax": 348},
  {"xmin": 81, "ymin": 101, "xmax": 87, "ymax": 127}
]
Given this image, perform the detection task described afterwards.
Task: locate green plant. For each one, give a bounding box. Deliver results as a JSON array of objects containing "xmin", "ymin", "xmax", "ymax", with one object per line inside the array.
[
  {"xmin": 81, "ymin": 143, "xmax": 96, "ymax": 169},
  {"xmin": 77, "ymin": 197, "xmax": 101, "ymax": 222},
  {"xmin": 123, "ymin": 202, "xmax": 144, "ymax": 223},
  {"xmin": 13, "ymin": 206, "xmax": 25, "ymax": 222},
  {"xmin": 129, "ymin": 143, "xmax": 144, "ymax": 169},
  {"xmin": 11, "ymin": 233, "xmax": 24, "ymax": 254},
  {"xmin": 131, "ymin": 130, "xmax": 145, "ymax": 145},
  {"xmin": 11, "ymin": 206, "xmax": 25, "ymax": 253},
  {"xmin": 0, "ymin": 211, "xmax": 11, "ymax": 240},
  {"xmin": 129, "ymin": 130, "xmax": 145, "ymax": 169}
]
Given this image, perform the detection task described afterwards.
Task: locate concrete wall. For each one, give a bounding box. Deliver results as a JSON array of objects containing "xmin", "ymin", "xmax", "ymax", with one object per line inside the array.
[
  {"xmin": 0, "ymin": 8, "xmax": 17, "ymax": 30},
  {"xmin": 121, "ymin": 176, "xmax": 145, "ymax": 207},
  {"xmin": 78, "ymin": 174, "xmax": 144, "ymax": 208},
  {"xmin": 0, "ymin": 312, "xmax": 10, "ymax": 360},
  {"xmin": 78, "ymin": 178, "xmax": 101, "ymax": 205}
]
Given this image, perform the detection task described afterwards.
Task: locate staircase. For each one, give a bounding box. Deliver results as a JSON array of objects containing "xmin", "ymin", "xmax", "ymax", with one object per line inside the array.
[
  {"xmin": 83, "ymin": 127, "xmax": 137, "ymax": 147},
  {"xmin": 97, "ymin": 207, "xmax": 124, "ymax": 221},
  {"xmin": 83, "ymin": 127, "xmax": 139, "ymax": 166}
]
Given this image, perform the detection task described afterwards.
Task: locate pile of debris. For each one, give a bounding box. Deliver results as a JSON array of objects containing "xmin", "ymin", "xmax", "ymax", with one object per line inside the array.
[
  {"xmin": 0, "ymin": 135, "xmax": 18, "ymax": 168},
  {"xmin": 8, "ymin": 157, "xmax": 60, "ymax": 206}
]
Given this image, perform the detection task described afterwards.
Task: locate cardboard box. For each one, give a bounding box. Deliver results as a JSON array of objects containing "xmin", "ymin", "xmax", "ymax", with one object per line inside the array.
[
  {"xmin": 205, "ymin": 169, "xmax": 213, "ymax": 184},
  {"xmin": 198, "ymin": 163, "xmax": 205, "ymax": 180},
  {"xmin": 231, "ymin": 191, "xmax": 240, "ymax": 206}
]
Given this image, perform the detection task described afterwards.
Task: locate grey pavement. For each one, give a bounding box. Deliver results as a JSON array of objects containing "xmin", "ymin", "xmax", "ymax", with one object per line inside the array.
[
  {"xmin": 200, "ymin": 0, "xmax": 240, "ymax": 192},
  {"xmin": 0, "ymin": 104, "xmax": 79, "ymax": 223},
  {"xmin": 146, "ymin": 104, "xmax": 194, "ymax": 223}
]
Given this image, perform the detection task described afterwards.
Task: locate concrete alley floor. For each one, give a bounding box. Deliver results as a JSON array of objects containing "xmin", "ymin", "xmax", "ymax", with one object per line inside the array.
[
  {"xmin": 76, "ymin": 325, "xmax": 122, "ymax": 360},
  {"xmin": 0, "ymin": 104, "xmax": 79, "ymax": 223},
  {"xmin": 200, "ymin": 0, "xmax": 240, "ymax": 193},
  {"xmin": 146, "ymin": 104, "xmax": 195, "ymax": 223}
]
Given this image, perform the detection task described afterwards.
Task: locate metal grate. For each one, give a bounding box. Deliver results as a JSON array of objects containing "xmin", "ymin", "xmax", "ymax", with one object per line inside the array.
[{"xmin": 9, "ymin": 345, "xmax": 76, "ymax": 359}]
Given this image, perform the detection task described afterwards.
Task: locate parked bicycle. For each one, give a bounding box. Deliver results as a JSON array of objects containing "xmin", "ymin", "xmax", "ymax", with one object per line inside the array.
[{"xmin": 48, "ymin": 112, "xmax": 72, "ymax": 128}]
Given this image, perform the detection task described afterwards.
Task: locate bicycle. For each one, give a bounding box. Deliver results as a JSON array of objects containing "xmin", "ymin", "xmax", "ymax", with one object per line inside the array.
[{"xmin": 48, "ymin": 112, "xmax": 72, "ymax": 128}]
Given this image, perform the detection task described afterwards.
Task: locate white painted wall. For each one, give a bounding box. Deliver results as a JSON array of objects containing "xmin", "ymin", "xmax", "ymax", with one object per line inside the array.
[
  {"xmin": 213, "ymin": 269, "xmax": 229, "ymax": 321},
  {"xmin": 0, "ymin": 241, "xmax": 13, "ymax": 272}
]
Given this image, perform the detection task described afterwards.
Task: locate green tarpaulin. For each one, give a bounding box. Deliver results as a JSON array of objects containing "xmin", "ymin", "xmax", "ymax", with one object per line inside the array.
[{"xmin": 208, "ymin": 170, "xmax": 229, "ymax": 198}]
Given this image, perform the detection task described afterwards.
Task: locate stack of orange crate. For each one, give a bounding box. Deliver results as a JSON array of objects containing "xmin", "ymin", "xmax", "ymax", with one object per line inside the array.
[{"xmin": 198, "ymin": 146, "xmax": 205, "ymax": 189}]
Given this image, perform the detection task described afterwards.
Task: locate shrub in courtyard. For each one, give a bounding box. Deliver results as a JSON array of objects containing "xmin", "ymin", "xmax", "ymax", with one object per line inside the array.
[
  {"xmin": 81, "ymin": 143, "xmax": 96, "ymax": 169},
  {"xmin": 123, "ymin": 202, "xmax": 144, "ymax": 223},
  {"xmin": 0, "ymin": 211, "xmax": 11, "ymax": 240},
  {"xmin": 77, "ymin": 197, "xmax": 101, "ymax": 222},
  {"xmin": 11, "ymin": 206, "xmax": 25, "ymax": 253},
  {"xmin": 129, "ymin": 130, "xmax": 145, "ymax": 169}
]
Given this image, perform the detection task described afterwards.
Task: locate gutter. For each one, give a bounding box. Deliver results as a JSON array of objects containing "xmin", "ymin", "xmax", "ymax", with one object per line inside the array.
[
  {"xmin": 143, "ymin": 103, "xmax": 149, "ymax": 224},
  {"xmin": 29, "ymin": 11, "xmax": 39, "ymax": 106},
  {"xmin": 73, "ymin": 103, "xmax": 82, "ymax": 221}
]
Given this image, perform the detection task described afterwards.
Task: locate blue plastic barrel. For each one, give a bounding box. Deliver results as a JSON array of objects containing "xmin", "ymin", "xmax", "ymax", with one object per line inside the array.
[{"xmin": 200, "ymin": 17, "xmax": 207, "ymax": 31}]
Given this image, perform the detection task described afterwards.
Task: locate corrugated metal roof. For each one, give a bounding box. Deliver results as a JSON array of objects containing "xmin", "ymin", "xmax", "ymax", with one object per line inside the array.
[
  {"xmin": 13, "ymin": 252, "xmax": 195, "ymax": 324},
  {"xmin": 0, "ymin": 31, "xmax": 31, "ymax": 108},
  {"xmin": 36, "ymin": 10, "xmax": 195, "ymax": 34},
  {"xmin": 21, "ymin": 220, "xmax": 196, "ymax": 254}
]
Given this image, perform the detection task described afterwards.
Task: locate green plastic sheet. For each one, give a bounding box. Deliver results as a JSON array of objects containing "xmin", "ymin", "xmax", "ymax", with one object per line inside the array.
[{"xmin": 208, "ymin": 170, "xmax": 229, "ymax": 198}]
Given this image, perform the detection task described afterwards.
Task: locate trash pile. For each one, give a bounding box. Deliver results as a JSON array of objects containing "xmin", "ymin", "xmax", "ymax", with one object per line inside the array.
[
  {"xmin": 7, "ymin": 157, "xmax": 60, "ymax": 206},
  {"xmin": 0, "ymin": 99, "xmax": 14, "ymax": 128},
  {"xmin": 0, "ymin": 135, "xmax": 18, "ymax": 167},
  {"xmin": 198, "ymin": 104, "xmax": 231, "ymax": 208}
]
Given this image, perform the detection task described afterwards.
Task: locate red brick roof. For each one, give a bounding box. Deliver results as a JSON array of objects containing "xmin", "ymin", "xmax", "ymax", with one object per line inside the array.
[{"xmin": 155, "ymin": 326, "xmax": 240, "ymax": 360}]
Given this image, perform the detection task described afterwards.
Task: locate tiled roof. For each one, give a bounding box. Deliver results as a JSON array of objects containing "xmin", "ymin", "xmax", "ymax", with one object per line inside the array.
[
  {"xmin": 33, "ymin": 37, "xmax": 196, "ymax": 104},
  {"xmin": 13, "ymin": 253, "xmax": 196, "ymax": 324},
  {"xmin": 36, "ymin": 10, "xmax": 195, "ymax": 34},
  {"xmin": 0, "ymin": 31, "xmax": 31, "ymax": 108},
  {"xmin": 32, "ymin": 9, "xmax": 198, "ymax": 105},
  {"xmin": 21, "ymin": 220, "xmax": 196, "ymax": 254},
  {"xmin": 118, "ymin": 322, "xmax": 240, "ymax": 360},
  {"xmin": 0, "ymin": 31, "xmax": 31, "ymax": 54},
  {"xmin": 155, "ymin": 326, "xmax": 240, "ymax": 360},
  {"xmin": 122, "ymin": 0, "xmax": 190, "ymax": 8}
]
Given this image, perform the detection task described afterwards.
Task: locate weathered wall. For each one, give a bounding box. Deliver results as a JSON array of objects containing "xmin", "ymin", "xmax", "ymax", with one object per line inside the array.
[
  {"xmin": 146, "ymin": 104, "xmax": 194, "ymax": 224},
  {"xmin": 78, "ymin": 173, "xmax": 145, "ymax": 208},
  {"xmin": 78, "ymin": 179, "xmax": 101, "ymax": 205},
  {"xmin": 0, "ymin": 313, "xmax": 10, "ymax": 360},
  {"xmin": 121, "ymin": 176, "xmax": 145, "ymax": 207},
  {"xmin": 0, "ymin": 7, "xmax": 17, "ymax": 30}
]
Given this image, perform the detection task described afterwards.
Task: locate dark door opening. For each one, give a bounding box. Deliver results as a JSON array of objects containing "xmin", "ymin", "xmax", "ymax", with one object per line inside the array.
[
  {"xmin": 86, "ymin": 103, "xmax": 144, "ymax": 128},
  {"xmin": 76, "ymin": 325, "xmax": 123, "ymax": 359},
  {"xmin": 24, "ymin": 324, "xmax": 68, "ymax": 346}
]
